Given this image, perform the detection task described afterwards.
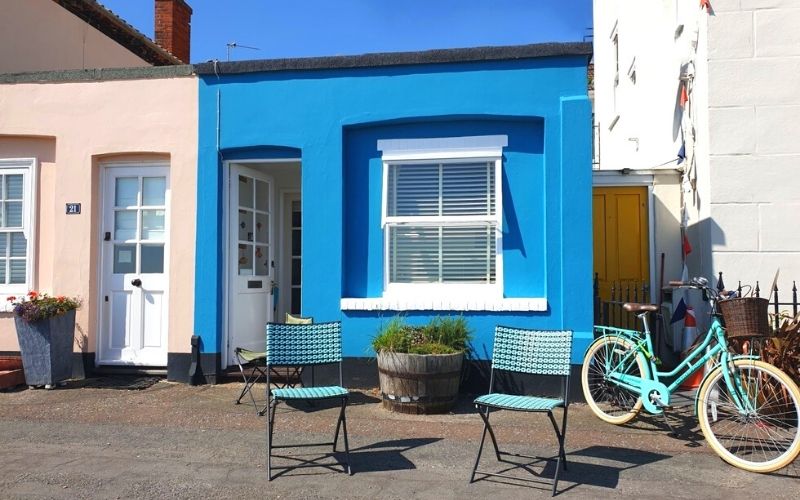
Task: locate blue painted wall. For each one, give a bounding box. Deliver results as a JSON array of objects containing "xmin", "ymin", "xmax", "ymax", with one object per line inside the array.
[{"xmin": 196, "ymin": 57, "xmax": 593, "ymax": 363}]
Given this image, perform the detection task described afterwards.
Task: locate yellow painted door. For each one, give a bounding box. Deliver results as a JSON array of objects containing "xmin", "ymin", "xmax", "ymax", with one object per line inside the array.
[{"xmin": 593, "ymin": 186, "xmax": 649, "ymax": 302}]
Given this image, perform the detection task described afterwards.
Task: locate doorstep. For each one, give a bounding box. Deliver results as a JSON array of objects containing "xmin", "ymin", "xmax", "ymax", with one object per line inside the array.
[{"xmin": 0, "ymin": 369, "xmax": 25, "ymax": 390}]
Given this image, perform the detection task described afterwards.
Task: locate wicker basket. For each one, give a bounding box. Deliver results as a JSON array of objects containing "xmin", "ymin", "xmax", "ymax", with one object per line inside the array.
[{"xmin": 718, "ymin": 297, "xmax": 770, "ymax": 338}]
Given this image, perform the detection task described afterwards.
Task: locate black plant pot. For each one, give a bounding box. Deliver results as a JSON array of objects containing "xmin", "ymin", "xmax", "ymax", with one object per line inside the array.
[{"xmin": 14, "ymin": 310, "xmax": 76, "ymax": 387}]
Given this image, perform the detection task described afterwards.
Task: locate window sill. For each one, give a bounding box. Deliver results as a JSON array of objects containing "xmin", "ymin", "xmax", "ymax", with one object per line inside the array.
[{"xmin": 340, "ymin": 297, "xmax": 547, "ymax": 312}]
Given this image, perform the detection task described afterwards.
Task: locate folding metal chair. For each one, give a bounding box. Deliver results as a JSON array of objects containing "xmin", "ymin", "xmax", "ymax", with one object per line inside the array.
[
  {"xmin": 266, "ymin": 321, "xmax": 352, "ymax": 480},
  {"xmin": 234, "ymin": 314, "xmax": 313, "ymax": 415},
  {"xmin": 470, "ymin": 326, "xmax": 572, "ymax": 496},
  {"xmin": 234, "ymin": 347, "xmax": 269, "ymax": 413}
]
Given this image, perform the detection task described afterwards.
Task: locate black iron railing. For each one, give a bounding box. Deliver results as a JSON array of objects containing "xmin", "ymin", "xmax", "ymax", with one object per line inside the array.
[
  {"xmin": 716, "ymin": 272, "xmax": 798, "ymax": 330},
  {"xmin": 593, "ymin": 274, "xmax": 651, "ymax": 330}
]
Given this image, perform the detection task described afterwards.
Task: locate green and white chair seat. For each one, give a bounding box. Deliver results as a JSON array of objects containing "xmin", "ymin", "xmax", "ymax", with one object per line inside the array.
[{"xmin": 474, "ymin": 393, "xmax": 565, "ymax": 412}]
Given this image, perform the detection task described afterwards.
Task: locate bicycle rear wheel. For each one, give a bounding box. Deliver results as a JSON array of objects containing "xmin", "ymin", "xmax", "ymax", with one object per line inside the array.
[
  {"xmin": 581, "ymin": 335, "xmax": 646, "ymax": 425},
  {"xmin": 697, "ymin": 359, "xmax": 800, "ymax": 472}
]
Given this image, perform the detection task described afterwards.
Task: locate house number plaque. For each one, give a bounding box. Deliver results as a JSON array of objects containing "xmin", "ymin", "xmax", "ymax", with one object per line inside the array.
[{"xmin": 65, "ymin": 203, "xmax": 81, "ymax": 214}]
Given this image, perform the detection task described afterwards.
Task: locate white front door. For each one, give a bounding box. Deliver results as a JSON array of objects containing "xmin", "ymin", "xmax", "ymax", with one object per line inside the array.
[
  {"xmin": 227, "ymin": 165, "xmax": 275, "ymax": 365},
  {"xmin": 99, "ymin": 165, "xmax": 169, "ymax": 366}
]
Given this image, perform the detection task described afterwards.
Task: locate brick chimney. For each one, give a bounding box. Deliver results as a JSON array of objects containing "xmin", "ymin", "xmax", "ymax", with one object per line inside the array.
[{"xmin": 154, "ymin": 0, "xmax": 192, "ymax": 63}]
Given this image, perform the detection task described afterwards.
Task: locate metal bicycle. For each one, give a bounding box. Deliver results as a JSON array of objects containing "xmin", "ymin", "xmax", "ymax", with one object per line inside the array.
[{"xmin": 581, "ymin": 277, "xmax": 800, "ymax": 472}]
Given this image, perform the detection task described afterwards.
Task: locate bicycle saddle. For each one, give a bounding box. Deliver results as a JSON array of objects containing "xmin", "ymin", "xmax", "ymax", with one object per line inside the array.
[{"xmin": 623, "ymin": 302, "xmax": 658, "ymax": 312}]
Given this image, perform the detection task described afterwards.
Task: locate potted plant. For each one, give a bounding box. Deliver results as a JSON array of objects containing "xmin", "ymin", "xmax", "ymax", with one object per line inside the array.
[
  {"xmin": 373, "ymin": 316, "xmax": 472, "ymax": 414},
  {"xmin": 9, "ymin": 291, "xmax": 81, "ymax": 389}
]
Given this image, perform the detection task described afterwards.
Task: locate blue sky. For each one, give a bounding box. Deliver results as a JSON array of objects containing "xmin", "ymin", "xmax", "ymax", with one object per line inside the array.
[{"xmin": 98, "ymin": 0, "xmax": 592, "ymax": 63}]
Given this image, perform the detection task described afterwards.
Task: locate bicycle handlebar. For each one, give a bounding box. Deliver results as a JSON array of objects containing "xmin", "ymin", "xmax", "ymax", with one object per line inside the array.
[{"xmin": 669, "ymin": 280, "xmax": 689, "ymax": 287}]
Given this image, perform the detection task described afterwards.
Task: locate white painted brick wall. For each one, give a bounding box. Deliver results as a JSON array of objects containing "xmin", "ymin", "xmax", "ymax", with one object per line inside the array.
[
  {"xmin": 742, "ymin": 0, "xmax": 797, "ymax": 9},
  {"xmin": 708, "ymin": 58, "xmax": 800, "ymax": 107},
  {"xmin": 710, "ymin": 155, "xmax": 800, "ymax": 203},
  {"xmin": 708, "ymin": 11, "xmax": 753, "ymax": 59},
  {"xmin": 760, "ymin": 203, "xmax": 800, "ymax": 251},
  {"xmin": 710, "ymin": 204, "xmax": 760, "ymax": 251},
  {"xmin": 709, "ymin": 107, "xmax": 756, "ymax": 154},
  {"xmin": 714, "ymin": 252, "xmax": 799, "ymax": 293},
  {"xmin": 707, "ymin": 0, "xmax": 800, "ymax": 290},
  {"xmin": 755, "ymin": 9, "xmax": 800, "ymax": 57},
  {"xmin": 756, "ymin": 105, "xmax": 800, "ymax": 154}
]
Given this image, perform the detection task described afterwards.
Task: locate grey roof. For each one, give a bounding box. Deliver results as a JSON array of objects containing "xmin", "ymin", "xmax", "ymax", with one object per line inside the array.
[
  {"xmin": 0, "ymin": 65, "xmax": 193, "ymax": 84},
  {"xmin": 194, "ymin": 42, "xmax": 592, "ymax": 76}
]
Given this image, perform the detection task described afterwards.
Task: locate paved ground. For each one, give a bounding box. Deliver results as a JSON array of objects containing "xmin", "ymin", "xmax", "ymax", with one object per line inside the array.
[{"xmin": 0, "ymin": 379, "xmax": 798, "ymax": 499}]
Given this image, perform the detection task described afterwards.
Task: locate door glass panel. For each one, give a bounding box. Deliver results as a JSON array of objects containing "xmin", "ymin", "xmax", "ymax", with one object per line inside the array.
[
  {"xmin": 113, "ymin": 244, "xmax": 137, "ymax": 274},
  {"xmin": 238, "ymin": 176, "xmax": 253, "ymax": 209},
  {"xmin": 9, "ymin": 260, "xmax": 25, "ymax": 284},
  {"xmin": 291, "ymin": 229, "xmax": 301, "ymax": 255},
  {"xmin": 255, "ymin": 212, "xmax": 268, "ymax": 243},
  {"xmin": 238, "ymin": 244, "xmax": 253, "ymax": 275},
  {"xmin": 255, "ymin": 179, "xmax": 269, "ymax": 212},
  {"xmin": 115, "ymin": 177, "xmax": 138, "ymax": 207},
  {"xmin": 4, "ymin": 201, "xmax": 22, "ymax": 227},
  {"xmin": 141, "ymin": 245, "xmax": 165, "ymax": 273},
  {"xmin": 238, "ymin": 209, "xmax": 253, "ymax": 242},
  {"xmin": 291, "ymin": 258, "xmax": 301, "ymax": 286},
  {"xmin": 291, "ymin": 288, "xmax": 301, "ymax": 315},
  {"xmin": 142, "ymin": 177, "xmax": 166, "ymax": 206},
  {"xmin": 10, "ymin": 232, "xmax": 26, "ymax": 257},
  {"xmin": 141, "ymin": 209, "xmax": 165, "ymax": 241},
  {"xmin": 291, "ymin": 201, "xmax": 301, "ymax": 227},
  {"xmin": 5, "ymin": 175, "xmax": 23, "ymax": 199},
  {"xmin": 114, "ymin": 210, "xmax": 138, "ymax": 240},
  {"xmin": 255, "ymin": 245, "xmax": 269, "ymax": 276}
]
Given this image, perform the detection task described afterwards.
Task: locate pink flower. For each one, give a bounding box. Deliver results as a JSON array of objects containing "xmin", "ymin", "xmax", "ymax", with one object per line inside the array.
[{"xmin": 6, "ymin": 296, "xmax": 16, "ymax": 302}]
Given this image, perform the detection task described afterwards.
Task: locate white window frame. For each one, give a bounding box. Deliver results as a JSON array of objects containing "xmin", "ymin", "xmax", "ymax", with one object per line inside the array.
[
  {"xmin": 378, "ymin": 136, "xmax": 506, "ymax": 300},
  {"xmin": 0, "ymin": 158, "xmax": 38, "ymax": 310}
]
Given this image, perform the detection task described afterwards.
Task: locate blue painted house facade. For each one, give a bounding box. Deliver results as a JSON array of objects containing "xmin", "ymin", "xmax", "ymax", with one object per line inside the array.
[{"xmin": 192, "ymin": 43, "xmax": 593, "ymax": 383}]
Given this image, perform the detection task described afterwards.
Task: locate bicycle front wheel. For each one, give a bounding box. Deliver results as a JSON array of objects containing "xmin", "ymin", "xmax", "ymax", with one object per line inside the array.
[
  {"xmin": 581, "ymin": 335, "xmax": 646, "ymax": 425},
  {"xmin": 697, "ymin": 359, "xmax": 800, "ymax": 472}
]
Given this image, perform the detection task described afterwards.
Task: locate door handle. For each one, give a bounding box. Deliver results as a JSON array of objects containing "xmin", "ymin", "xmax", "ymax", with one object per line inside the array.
[{"xmin": 131, "ymin": 278, "xmax": 142, "ymax": 287}]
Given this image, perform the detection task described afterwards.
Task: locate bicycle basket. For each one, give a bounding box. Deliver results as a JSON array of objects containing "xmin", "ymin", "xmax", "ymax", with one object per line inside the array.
[{"xmin": 718, "ymin": 297, "xmax": 770, "ymax": 338}]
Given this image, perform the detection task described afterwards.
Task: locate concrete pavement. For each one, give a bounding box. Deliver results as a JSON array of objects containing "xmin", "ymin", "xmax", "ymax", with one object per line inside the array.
[{"xmin": 0, "ymin": 379, "xmax": 797, "ymax": 499}]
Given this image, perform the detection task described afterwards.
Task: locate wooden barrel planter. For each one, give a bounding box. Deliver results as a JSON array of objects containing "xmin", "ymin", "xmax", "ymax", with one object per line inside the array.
[{"xmin": 376, "ymin": 351, "xmax": 464, "ymax": 414}]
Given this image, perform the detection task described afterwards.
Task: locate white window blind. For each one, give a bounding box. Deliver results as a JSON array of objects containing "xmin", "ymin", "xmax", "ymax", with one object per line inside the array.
[
  {"xmin": 0, "ymin": 159, "xmax": 36, "ymax": 299},
  {"xmin": 385, "ymin": 161, "xmax": 498, "ymax": 285}
]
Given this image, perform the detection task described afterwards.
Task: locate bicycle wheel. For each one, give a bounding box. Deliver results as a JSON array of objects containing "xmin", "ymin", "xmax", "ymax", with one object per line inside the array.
[
  {"xmin": 697, "ymin": 359, "xmax": 800, "ymax": 472},
  {"xmin": 581, "ymin": 335, "xmax": 646, "ymax": 425}
]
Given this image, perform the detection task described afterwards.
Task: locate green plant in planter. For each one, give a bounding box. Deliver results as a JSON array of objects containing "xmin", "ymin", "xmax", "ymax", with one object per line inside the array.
[
  {"xmin": 372, "ymin": 316, "xmax": 473, "ymax": 356},
  {"xmin": 373, "ymin": 315, "xmax": 473, "ymax": 414}
]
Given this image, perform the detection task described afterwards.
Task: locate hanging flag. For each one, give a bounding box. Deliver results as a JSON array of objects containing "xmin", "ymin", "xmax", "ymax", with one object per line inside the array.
[
  {"xmin": 677, "ymin": 142, "xmax": 686, "ymax": 164},
  {"xmin": 679, "ymin": 82, "xmax": 689, "ymax": 108},
  {"xmin": 670, "ymin": 297, "xmax": 688, "ymax": 324},
  {"xmin": 683, "ymin": 234, "xmax": 693, "ymax": 256},
  {"xmin": 700, "ymin": 0, "xmax": 711, "ymax": 13}
]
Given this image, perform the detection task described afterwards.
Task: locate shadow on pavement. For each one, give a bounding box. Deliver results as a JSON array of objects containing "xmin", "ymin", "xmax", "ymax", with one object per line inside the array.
[
  {"xmin": 472, "ymin": 445, "xmax": 670, "ymax": 496},
  {"xmin": 270, "ymin": 437, "xmax": 442, "ymax": 479}
]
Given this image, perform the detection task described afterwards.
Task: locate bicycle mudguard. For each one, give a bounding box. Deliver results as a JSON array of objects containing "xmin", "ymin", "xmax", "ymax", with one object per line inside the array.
[{"xmin": 693, "ymin": 354, "xmax": 761, "ymax": 416}]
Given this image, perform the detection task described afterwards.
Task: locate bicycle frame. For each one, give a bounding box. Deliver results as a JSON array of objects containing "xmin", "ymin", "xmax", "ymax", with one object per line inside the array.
[{"xmin": 594, "ymin": 314, "xmax": 758, "ymax": 415}]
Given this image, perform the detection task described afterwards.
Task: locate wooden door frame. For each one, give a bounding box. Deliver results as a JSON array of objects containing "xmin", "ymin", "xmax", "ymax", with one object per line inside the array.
[{"xmin": 593, "ymin": 172, "xmax": 656, "ymax": 304}]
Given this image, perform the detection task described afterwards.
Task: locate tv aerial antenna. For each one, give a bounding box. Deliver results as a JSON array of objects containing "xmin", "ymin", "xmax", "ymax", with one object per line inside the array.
[{"xmin": 226, "ymin": 42, "xmax": 260, "ymax": 61}]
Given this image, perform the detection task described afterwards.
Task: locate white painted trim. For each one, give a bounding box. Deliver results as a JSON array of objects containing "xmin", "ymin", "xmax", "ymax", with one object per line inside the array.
[
  {"xmin": 341, "ymin": 297, "xmax": 547, "ymax": 312},
  {"xmin": 378, "ymin": 137, "xmax": 506, "ymax": 297},
  {"xmin": 648, "ymin": 185, "xmax": 657, "ymax": 304},
  {"xmin": 378, "ymin": 135, "xmax": 508, "ymax": 161},
  {"xmin": 0, "ymin": 158, "xmax": 38, "ymax": 311}
]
